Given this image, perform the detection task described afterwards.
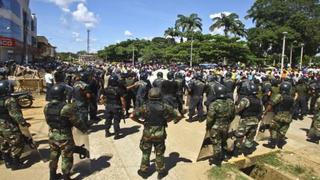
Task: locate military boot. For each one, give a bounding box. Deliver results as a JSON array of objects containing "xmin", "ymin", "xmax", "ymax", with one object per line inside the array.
[
  {"xmin": 10, "ymin": 157, "xmax": 22, "ymax": 170},
  {"xmin": 3, "ymin": 153, "xmax": 12, "ymax": 169},
  {"xmin": 50, "ymin": 169, "xmax": 58, "ymax": 180},
  {"xmin": 105, "ymin": 130, "xmax": 111, "ymax": 138},
  {"xmin": 263, "ymin": 139, "xmax": 276, "ymax": 149},
  {"xmin": 157, "ymin": 170, "xmax": 168, "ymax": 179},
  {"xmin": 277, "ymin": 139, "xmax": 287, "ymax": 149},
  {"xmin": 233, "ymin": 146, "xmax": 242, "ymax": 157},
  {"xmin": 62, "ymin": 173, "xmax": 72, "ymax": 180},
  {"xmin": 137, "ymin": 169, "xmax": 149, "ymax": 179}
]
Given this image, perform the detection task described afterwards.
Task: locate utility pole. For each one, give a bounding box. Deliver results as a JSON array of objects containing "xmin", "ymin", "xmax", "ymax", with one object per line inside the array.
[
  {"xmin": 280, "ymin": 32, "xmax": 287, "ymax": 74},
  {"xmin": 300, "ymin": 43, "xmax": 304, "ymax": 70},
  {"xmin": 87, "ymin": 29, "xmax": 90, "ymax": 54}
]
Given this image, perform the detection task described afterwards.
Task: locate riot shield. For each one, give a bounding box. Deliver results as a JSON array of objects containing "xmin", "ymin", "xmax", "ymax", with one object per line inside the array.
[
  {"xmin": 255, "ymin": 112, "xmax": 274, "ymax": 141},
  {"xmin": 72, "ymin": 128, "xmax": 91, "ymax": 174},
  {"xmin": 19, "ymin": 125, "xmax": 42, "ymax": 161},
  {"xmin": 197, "ymin": 130, "xmax": 213, "ymax": 162}
]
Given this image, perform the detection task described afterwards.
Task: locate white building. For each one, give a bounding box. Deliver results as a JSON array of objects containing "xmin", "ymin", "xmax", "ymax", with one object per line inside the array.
[{"xmin": 0, "ymin": 0, "xmax": 37, "ymax": 64}]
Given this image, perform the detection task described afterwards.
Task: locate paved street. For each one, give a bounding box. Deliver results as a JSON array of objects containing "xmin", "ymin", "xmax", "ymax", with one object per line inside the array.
[{"xmin": 0, "ymin": 95, "xmax": 319, "ymax": 180}]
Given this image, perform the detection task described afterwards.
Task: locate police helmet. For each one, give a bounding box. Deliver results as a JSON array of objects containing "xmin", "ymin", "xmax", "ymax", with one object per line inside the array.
[
  {"xmin": 0, "ymin": 80, "xmax": 10, "ymax": 96},
  {"xmin": 214, "ymin": 84, "xmax": 227, "ymax": 99},
  {"xmin": 175, "ymin": 72, "xmax": 184, "ymax": 79},
  {"xmin": 194, "ymin": 72, "xmax": 203, "ymax": 80},
  {"xmin": 79, "ymin": 72, "xmax": 89, "ymax": 82},
  {"xmin": 50, "ymin": 84, "xmax": 66, "ymax": 101},
  {"xmin": 148, "ymin": 88, "xmax": 162, "ymax": 100},
  {"xmin": 54, "ymin": 71, "xmax": 66, "ymax": 83},
  {"xmin": 248, "ymin": 82, "xmax": 259, "ymax": 95},
  {"xmin": 157, "ymin": 72, "xmax": 163, "ymax": 78},
  {"xmin": 167, "ymin": 71, "xmax": 175, "ymax": 80},
  {"xmin": 109, "ymin": 74, "xmax": 119, "ymax": 86},
  {"xmin": 280, "ymin": 81, "xmax": 292, "ymax": 94},
  {"xmin": 140, "ymin": 72, "xmax": 148, "ymax": 81}
]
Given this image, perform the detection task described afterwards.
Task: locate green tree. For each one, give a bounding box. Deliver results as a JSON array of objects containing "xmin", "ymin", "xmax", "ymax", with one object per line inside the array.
[
  {"xmin": 209, "ymin": 13, "xmax": 246, "ymax": 37},
  {"xmin": 246, "ymin": 0, "xmax": 320, "ymax": 65}
]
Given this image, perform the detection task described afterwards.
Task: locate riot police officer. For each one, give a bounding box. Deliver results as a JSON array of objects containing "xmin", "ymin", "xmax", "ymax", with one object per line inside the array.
[
  {"xmin": 127, "ymin": 72, "xmax": 151, "ymax": 108},
  {"xmin": 130, "ymin": 88, "xmax": 180, "ymax": 179},
  {"xmin": 0, "ymin": 80, "xmax": 30, "ymax": 170},
  {"xmin": 153, "ymin": 72, "xmax": 164, "ymax": 88},
  {"xmin": 223, "ymin": 72, "xmax": 236, "ymax": 100},
  {"xmin": 234, "ymin": 82, "xmax": 263, "ymax": 156},
  {"xmin": 102, "ymin": 75, "xmax": 126, "ymax": 139},
  {"xmin": 44, "ymin": 84, "xmax": 88, "ymax": 180},
  {"xmin": 263, "ymin": 81, "xmax": 295, "ymax": 149},
  {"xmin": 205, "ymin": 75, "xmax": 220, "ymax": 110},
  {"xmin": 174, "ymin": 72, "xmax": 186, "ymax": 116},
  {"xmin": 161, "ymin": 71, "xmax": 179, "ymax": 109},
  {"xmin": 72, "ymin": 72, "xmax": 92, "ymax": 126},
  {"xmin": 187, "ymin": 72, "xmax": 205, "ymax": 122},
  {"xmin": 205, "ymin": 84, "xmax": 235, "ymax": 165}
]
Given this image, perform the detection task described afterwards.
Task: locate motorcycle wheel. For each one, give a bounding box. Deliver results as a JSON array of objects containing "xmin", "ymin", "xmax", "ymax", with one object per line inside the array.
[{"xmin": 18, "ymin": 98, "xmax": 33, "ymax": 108}]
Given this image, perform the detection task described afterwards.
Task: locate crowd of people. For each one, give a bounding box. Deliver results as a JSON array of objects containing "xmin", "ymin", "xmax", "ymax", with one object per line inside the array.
[{"xmin": 0, "ymin": 60, "xmax": 320, "ymax": 179}]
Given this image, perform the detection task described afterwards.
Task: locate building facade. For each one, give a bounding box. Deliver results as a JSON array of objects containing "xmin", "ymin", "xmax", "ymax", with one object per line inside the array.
[
  {"xmin": 0, "ymin": 0, "xmax": 37, "ymax": 64},
  {"xmin": 36, "ymin": 36, "xmax": 56, "ymax": 61}
]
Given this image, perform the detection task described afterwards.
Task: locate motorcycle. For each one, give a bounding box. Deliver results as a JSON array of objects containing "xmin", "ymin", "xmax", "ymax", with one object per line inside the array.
[{"xmin": 11, "ymin": 92, "xmax": 34, "ymax": 108}]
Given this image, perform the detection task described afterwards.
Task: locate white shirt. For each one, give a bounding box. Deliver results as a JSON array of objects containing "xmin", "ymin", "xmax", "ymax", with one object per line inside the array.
[{"xmin": 44, "ymin": 73, "xmax": 53, "ymax": 84}]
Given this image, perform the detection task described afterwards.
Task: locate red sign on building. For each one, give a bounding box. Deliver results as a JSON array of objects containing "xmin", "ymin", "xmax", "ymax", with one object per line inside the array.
[{"xmin": 0, "ymin": 37, "xmax": 16, "ymax": 47}]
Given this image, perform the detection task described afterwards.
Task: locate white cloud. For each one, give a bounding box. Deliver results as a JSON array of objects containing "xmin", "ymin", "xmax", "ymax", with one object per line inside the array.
[
  {"xmin": 72, "ymin": 3, "xmax": 98, "ymax": 28},
  {"xmin": 124, "ymin": 30, "xmax": 133, "ymax": 36},
  {"xmin": 49, "ymin": 0, "xmax": 85, "ymax": 12},
  {"xmin": 142, "ymin": 37, "xmax": 153, "ymax": 41},
  {"xmin": 72, "ymin": 32, "xmax": 83, "ymax": 42},
  {"xmin": 209, "ymin": 11, "xmax": 232, "ymax": 19}
]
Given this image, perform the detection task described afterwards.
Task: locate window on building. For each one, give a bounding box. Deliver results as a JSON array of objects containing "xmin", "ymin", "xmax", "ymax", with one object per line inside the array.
[
  {"xmin": 1, "ymin": 0, "xmax": 21, "ymax": 18},
  {"xmin": 0, "ymin": 17, "xmax": 22, "ymax": 41}
]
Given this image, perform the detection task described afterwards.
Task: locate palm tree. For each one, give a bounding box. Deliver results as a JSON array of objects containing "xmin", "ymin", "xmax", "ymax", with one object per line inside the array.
[
  {"xmin": 209, "ymin": 13, "xmax": 246, "ymax": 37},
  {"xmin": 175, "ymin": 13, "xmax": 202, "ymax": 42},
  {"xmin": 164, "ymin": 27, "xmax": 179, "ymax": 39}
]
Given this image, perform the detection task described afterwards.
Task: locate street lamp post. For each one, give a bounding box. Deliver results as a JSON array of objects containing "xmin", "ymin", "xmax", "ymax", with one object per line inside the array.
[
  {"xmin": 280, "ymin": 32, "xmax": 288, "ymax": 74},
  {"xmin": 300, "ymin": 43, "xmax": 304, "ymax": 70},
  {"xmin": 289, "ymin": 40, "xmax": 297, "ymax": 68},
  {"xmin": 132, "ymin": 44, "xmax": 135, "ymax": 66}
]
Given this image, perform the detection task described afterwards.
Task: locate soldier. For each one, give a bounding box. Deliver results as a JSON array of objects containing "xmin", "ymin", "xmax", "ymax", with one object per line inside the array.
[
  {"xmin": 263, "ymin": 81, "xmax": 295, "ymax": 149},
  {"xmin": 174, "ymin": 72, "xmax": 186, "ymax": 116},
  {"xmin": 307, "ymin": 85, "xmax": 320, "ymax": 144},
  {"xmin": 206, "ymin": 84, "xmax": 235, "ymax": 165},
  {"xmin": 102, "ymin": 75, "xmax": 126, "ymax": 139},
  {"xmin": 0, "ymin": 80, "xmax": 30, "ymax": 170},
  {"xmin": 44, "ymin": 84, "xmax": 88, "ymax": 180},
  {"xmin": 127, "ymin": 72, "xmax": 151, "ymax": 108},
  {"xmin": 234, "ymin": 82, "xmax": 263, "ymax": 156},
  {"xmin": 223, "ymin": 72, "xmax": 236, "ymax": 100},
  {"xmin": 72, "ymin": 72, "xmax": 92, "ymax": 126},
  {"xmin": 187, "ymin": 72, "xmax": 205, "ymax": 122},
  {"xmin": 130, "ymin": 88, "xmax": 180, "ymax": 179},
  {"xmin": 293, "ymin": 78, "xmax": 308, "ymax": 120},
  {"xmin": 153, "ymin": 72, "xmax": 164, "ymax": 88},
  {"xmin": 161, "ymin": 71, "xmax": 179, "ymax": 110}
]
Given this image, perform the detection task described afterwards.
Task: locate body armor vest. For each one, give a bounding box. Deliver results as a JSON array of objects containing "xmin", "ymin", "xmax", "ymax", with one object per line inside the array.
[
  {"xmin": 45, "ymin": 102, "xmax": 72, "ymax": 130},
  {"xmin": 274, "ymin": 94, "xmax": 294, "ymax": 113},
  {"xmin": 240, "ymin": 96, "xmax": 262, "ymax": 118},
  {"xmin": 175, "ymin": 78, "xmax": 184, "ymax": 95},
  {"xmin": 161, "ymin": 80, "xmax": 177, "ymax": 96},
  {"xmin": 104, "ymin": 86, "xmax": 121, "ymax": 105},
  {"xmin": 144, "ymin": 101, "xmax": 167, "ymax": 126},
  {"xmin": 153, "ymin": 78, "xmax": 164, "ymax": 88},
  {"xmin": 0, "ymin": 97, "xmax": 12, "ymax": 120},
  {"xmin": 223, "ymin": 79, "xmax": 235, "ymax": 93},
  {"xmin": 191, "ymin": 80, "xmax": 205, "ymax": 96}
]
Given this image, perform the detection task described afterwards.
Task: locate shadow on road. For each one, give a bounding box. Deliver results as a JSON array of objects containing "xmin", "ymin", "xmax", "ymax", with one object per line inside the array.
[
  {"xmin": 72, "ymin": 155, "xmax": 112, "ymax": 179},
  {"xmin": 118, "ymin": 125, "xmax": 141, "ymax": 139},
  {"xmin": 146, "ymin": 152, "xmax": 192, "ymax": 178}
]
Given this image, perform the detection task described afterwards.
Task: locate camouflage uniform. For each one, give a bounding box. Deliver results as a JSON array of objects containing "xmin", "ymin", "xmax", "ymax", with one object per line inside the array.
[
  {"xmin": 72, "ymin": 80, "xmax": 91, "ymax": 125},
  {"xmin": 132, "ymin": 100, "xmax": 178, "ymax": 174},
  {"xmin": 235, "ymin": 96, "xmax": 263, "ymax": 151},
  {"xmin": 206, "ymin": 99, "xmax": 235, "ymax": 161},
  {"xmin": 269, "ymin": 93, "xmax": 294, "ymax": 146},
  {"xmin": 44, "ymin": 100, "xmax": 87, "ymax": 177},
  {"xmin": 308, "ymin": 98, "xmax": 320, "ymax": 143},
  {"xmin": 0, "ymin": 96, "xmax": 28, "ymax": 167}
]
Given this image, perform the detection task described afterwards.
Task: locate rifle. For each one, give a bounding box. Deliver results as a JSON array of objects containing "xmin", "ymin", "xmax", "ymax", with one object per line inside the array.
[{"xmin": 73, "ymin": 144, "xmax": 90, "ymax": 159}]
